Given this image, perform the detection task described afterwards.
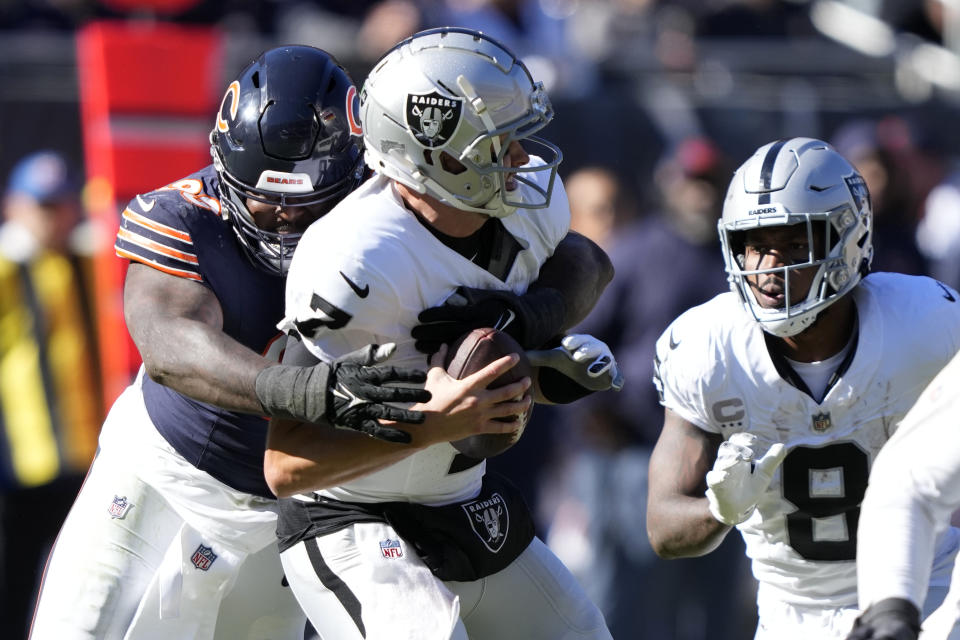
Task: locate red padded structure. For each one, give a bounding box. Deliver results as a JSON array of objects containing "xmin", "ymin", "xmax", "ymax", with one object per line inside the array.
[{"xmin": 76, "ymin": 21, "xmax": 222, "ymax": 407}]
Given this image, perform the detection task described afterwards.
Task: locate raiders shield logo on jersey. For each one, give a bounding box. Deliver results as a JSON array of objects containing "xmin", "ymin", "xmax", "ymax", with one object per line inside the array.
[
  {"xmin": 191, "ymin": 544, "xmax": 217, "ymax": 571},
  {"xmin": 462, "ymin": 492, "xmax": 510, "ymax": 553},
  {"xmin": 405, "ymin": 91, "xmax": 463, "ymax": 148}
]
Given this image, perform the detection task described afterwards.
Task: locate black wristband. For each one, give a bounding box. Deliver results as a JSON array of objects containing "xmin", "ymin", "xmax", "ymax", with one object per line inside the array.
[
  {"xmin": 863, "ymin": 598, "xmax": 921, "ymax": 629},
  {"xmin": 254, "ymin": 363, "xmax": 331, "ymax": 424}
]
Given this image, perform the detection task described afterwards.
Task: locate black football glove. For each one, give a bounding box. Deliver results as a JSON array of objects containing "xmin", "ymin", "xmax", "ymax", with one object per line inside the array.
[
  {"xmin": 328, "ymin": 344, "xmax": 432, "ymax": 442},
  {"xmin": 846, "ymin": 598, "xmax": 921, "ymax": 640},
  {"xmin": 412, "ymin": 286, "xmax": 566, "ymax": 354},
  {"xmin": 256, "ymin": 343, "xmax": 431, "ymax": 443}
]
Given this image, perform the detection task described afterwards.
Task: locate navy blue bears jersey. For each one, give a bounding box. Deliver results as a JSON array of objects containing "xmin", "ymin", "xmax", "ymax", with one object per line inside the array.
[{"xmin": 115, "ymin": 165, "xmax": 284, "ymax": 498}]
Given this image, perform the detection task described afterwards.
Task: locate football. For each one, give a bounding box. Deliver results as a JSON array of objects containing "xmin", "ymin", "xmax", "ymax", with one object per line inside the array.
[{"xmin": 443, "ymin": 327, "xmax": 534, "ymax": 459}]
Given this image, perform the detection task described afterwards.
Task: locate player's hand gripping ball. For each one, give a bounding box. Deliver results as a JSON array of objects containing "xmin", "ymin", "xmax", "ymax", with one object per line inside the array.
[{"xmin": 443, "ymin": 327, "xmax": 533, "ymax": 459}]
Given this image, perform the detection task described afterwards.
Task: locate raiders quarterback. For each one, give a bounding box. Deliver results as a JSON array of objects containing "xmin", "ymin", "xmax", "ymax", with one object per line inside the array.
[
  {"xmin": 646, "ymin": 137, "xmax": 960, "ymax": 639},
  {"xmin": 849, "ymin": 349, "xmax": 960, "ymax": 640},
  {"xmin": 29, "ymin": 43, "xmax": 606, "ymax": 639},
  {"xmin": 265, "ymin": 28, "xmax": 619, "ymax": 640}
]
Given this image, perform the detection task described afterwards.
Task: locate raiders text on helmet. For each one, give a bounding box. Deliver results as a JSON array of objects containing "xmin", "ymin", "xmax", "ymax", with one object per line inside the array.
[
  {"xmin": 210, "ymin": 46, "xmax": 365, "ymax": 274},
  {"xmin": 360, "ymin": 27, "xmax": 561, "ymax": 218},
  {"xmin": 719, "ymin": 137, "xmax": 873, "ymax": 337}
]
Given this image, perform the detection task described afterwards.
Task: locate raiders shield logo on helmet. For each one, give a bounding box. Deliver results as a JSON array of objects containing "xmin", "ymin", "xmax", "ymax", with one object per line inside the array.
[
  {"xmin": 844, "ymin": 174, "xmax": 872, "ymax": 217},
  {"xmin": 462, "ymin": 492, "xmax": 510, "ymax": 553},
  {"xmin": 405, "ymin": 91, "xmax": 463, "ymax": 148}
]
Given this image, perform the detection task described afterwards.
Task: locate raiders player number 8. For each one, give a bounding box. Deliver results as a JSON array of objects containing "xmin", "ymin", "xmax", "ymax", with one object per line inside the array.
[{"xmin": 780, "ymin": 442, "xmax": 869, "ymax": 561}]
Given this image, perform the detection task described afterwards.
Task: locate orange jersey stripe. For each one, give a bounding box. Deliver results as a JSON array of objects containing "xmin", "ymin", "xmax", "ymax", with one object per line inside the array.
[
  {"xmin": 122, "ymin": 207, "xmax": 193, "ymax": 244},
  {"xmin": 116, "ymin": 227, "xmax": 199, "ymax": 265},
  {"xmin": 115, "ymin": 247, "xmax": 203, "ymax": 282}
]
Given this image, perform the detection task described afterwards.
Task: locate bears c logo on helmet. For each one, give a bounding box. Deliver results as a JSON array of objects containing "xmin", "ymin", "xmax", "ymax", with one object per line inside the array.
[
  {"xmin": 346, "ymin": 85, "xmax": 363, "ymax": 136},
  {"xmin": 405, "ymin": 91, "xmax": 463, "ymax": 148},
  {"xmin": 216, "ymin": 80, "xmax": 240, "ymax": 133}
]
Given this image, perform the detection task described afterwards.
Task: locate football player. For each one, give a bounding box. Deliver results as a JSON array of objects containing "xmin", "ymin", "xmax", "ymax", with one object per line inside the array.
[
  {"xmin": 848, "ymin": 350, "xmax": 960, "ymax": 640},
  {"xmin": 264, "ymin": 28, "xmax": 619, "ymax": 640},
  {"xmin": 646, "ymin": 137, "xmax": 960, "ymax": 639},
  {"xmin": 29, "ymin": 45, "xmax": 604, "ymax": 640}
]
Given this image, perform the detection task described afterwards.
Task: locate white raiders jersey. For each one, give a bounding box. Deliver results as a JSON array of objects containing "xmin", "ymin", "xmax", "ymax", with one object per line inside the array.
[
  {"xmin": 858, "ymin": 348, "xmax": 960, "ymax": 612},
  {"xmin": 653, "ymin": 272, "xmax": 960, "ymax": 607},
  {"xmin": 279, "ymin": 160, "xmax": 570, "ymax": 505}
]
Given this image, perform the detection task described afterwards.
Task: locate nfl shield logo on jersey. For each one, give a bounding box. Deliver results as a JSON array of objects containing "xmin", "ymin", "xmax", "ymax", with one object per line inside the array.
[
  {"xmin": 462, "ymin": 492, "xmax": 509, "ymax": 553},
  {"xmin": 405, "ymin": 91, "xmax": 463, "ymax": 148},
  {"xmin": 191, "ymin": 545, "xmax": 217, "ymax": 571},
  {"xmin": 812, "ymin": 411, "xmax": 832, "ymax": 433},
  {"xmin": 108, "ymin": 495, "xmax": 132, "ymax": 519},
  {"xmin": 380, "ymin": 538, "xmax": 403, "ymax": 558}
]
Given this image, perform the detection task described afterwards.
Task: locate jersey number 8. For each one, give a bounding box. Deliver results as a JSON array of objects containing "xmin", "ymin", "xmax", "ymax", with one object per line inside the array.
[{"xmin": 781, "ymin": 442, "xmax": 869, "ymax": 561}]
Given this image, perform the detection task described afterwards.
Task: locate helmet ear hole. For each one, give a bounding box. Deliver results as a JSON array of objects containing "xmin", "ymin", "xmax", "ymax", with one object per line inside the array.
[{"xmin": 439, "ymin": 152, "xmax": 467, "ymax": 175}]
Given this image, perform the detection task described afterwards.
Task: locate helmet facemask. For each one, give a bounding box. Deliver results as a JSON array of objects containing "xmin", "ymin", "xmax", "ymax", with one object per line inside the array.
[
  {"xmin": 720, "ymin": 210, "xmax": 865, "ymax": 337},
  {"xmin": 444, "ymin": 77, "xmax": 560, "ymax": 215},
  {"xmin": 213, "ymin": 140, "xmax": 364, "ymax": 274},
  {"xmin": 719, "ymin": 137, "xmax": 873, "ymax": 338},
  {"xmin": 361, "ymin": 27, "xmax": 562, "ymax": 218}
]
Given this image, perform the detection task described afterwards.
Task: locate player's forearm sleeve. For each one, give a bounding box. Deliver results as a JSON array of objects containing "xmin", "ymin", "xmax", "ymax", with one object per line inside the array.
[
  {"xmin": 857, "ymin": 496, "xmax": 936, "ymax": 610},
  {"xmin": 255, "ymin": 363, "xmax": 331, "ymax": 424}
]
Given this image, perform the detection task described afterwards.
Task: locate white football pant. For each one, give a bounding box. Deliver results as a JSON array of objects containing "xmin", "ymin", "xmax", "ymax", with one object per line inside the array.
[
  {"xmin": 280, "ymin": 520, "xmax": 612, "ymax": 639},
  {"xmin": 29, "ymin": 374, "xmax": 304, "ymax": 640}
]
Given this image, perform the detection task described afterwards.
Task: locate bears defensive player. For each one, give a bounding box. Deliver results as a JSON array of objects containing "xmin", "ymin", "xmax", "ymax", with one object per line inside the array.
[{"xmin": 30, "ymin": 46, "xmax": 433, "ymax": 640}]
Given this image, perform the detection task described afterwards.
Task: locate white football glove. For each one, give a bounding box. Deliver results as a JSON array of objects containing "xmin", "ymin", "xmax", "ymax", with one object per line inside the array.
[
  {"xmin": 526, "ymin": 334, "xmax": 625, "ymax": 392},
  {"xmin": 705, "ymin": 433, "xmax": 786, "ymax": 526}
]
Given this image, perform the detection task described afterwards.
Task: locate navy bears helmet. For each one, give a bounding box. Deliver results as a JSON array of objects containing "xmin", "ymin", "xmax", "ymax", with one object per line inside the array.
[{"xmin": 210, "ymin": 45, "xmax": 365, "ymax": 275}]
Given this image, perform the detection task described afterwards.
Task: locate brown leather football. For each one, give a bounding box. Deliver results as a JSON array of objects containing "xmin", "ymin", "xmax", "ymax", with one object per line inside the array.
[{"xmin": 443, "ymin": 327, "xmax": 533, "ymax": 459}]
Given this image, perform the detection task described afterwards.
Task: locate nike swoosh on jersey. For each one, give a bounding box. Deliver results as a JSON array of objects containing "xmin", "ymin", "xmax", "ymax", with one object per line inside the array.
[
  {"xmin": 339, "ymin": 271, "xmax": 369, "ymax": 298},
  {"xmin": 136, "ymin": 195, "xmax": 156, "ymax": 212},
  {"xmin": 669, "ymin": 330, "xmax": 681, "ymax": 350},
  {"xmin": 494, "ymin": 308, "xmax": 516, "ymax": 332},
  {"xmin": 936, "ymin": 281, "xmax": 956, "ymax": 302}
]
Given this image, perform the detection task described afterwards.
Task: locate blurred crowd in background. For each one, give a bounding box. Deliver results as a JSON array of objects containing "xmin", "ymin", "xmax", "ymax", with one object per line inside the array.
[{"xmin": 4, "ymin": 0, "xmax": 960, "ymax": 638}]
